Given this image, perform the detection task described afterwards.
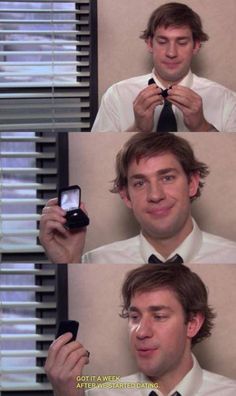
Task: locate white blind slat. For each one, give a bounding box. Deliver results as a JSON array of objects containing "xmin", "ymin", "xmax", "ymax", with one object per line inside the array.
[
  {"xmin": 2, "ymin": 302, "xmax": 57, "ymax": 309},
  {"xmin": 0, "ymin": 111, "xmax": 90, "ymax": 120},
  {"xmin": 0, "ymin": 61, "xmax": 89, "ymax": 66},
  {"xmin": 0, "ymin": 152, "xmax": 55, "ymax": 158},
  {"xmin": 1, "ymin": 92, "xmax": 89, "ymax": 98},
  {"xmin": 1, "ymin": 350, "xmax": 49, "ymax": 358},
  {"xmin": 1, "ymin": 318, "xmax": 56, "ymax": 325},
  {"xmin": 1, "ymin": 214, "xmax": 40, "ymax": 219},
  {"xmin": 0, "ymin": 136, "xmax": 56, "ymax": 142},
  {"xmin": 0, "ymin": 122, "xmax": 89, "ymax": 130},
  {"xmin": 1, "ymin": 40, "xmax": 89, "ymax": 46},
  {"xmin": 0, "ymin": 29, "xmax": 90, "ymax": 34},
  {"xmin": 0, "ymin": 383, "xmax": 52, "ymax": 392},
  {"xmin": 0, "ymin": 230, "xmax": 39, "ymax": 237},
  {"xmin": 0, "ymin": 198, "xmax": 47, "ymax": 204},
  {"xmin": 0, "ymin": 269, "xmax": 56, "ymax": 275},
  {"xmin": 2, "ymin": 366, "xmax": 47, "ymax": 374},
  {"xmin": 1, "ymin": 0, "xmax": 89, "ymax": 2},
  {"xmin": 1, "ymin": 167, "xmax": 56, "ymax": 173},
  {"xmin": 0, "ymin": 285, "xmax": 55, "ymax": 292},
  {"xmin": 0, "ymin": 9, "xmax": 88, "ymax": 14},
  {"xmin": 1, "ymin": 71, "xmax": 89, "ymax": 77},
  {"xmin": 0, "ymin": 245, "xmax": 44, "ymax": 253},
  {"xmin": 0, "ymin": 50, "xmax": 89, "ymax": 56}
]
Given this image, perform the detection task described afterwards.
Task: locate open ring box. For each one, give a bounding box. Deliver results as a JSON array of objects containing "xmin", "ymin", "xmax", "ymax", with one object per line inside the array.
[{"xmin": 58, "ymin": 185, "xmax": 90, "ymax": 230}]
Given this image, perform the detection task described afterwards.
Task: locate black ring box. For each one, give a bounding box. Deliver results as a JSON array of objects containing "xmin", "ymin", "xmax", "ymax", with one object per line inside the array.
[
  {"xmin": 65, "ymin": 208, "xmax": 90, "ymax": 229},
  {"xmin": 59, "ymin": 185, "xmax": 90, "ymax": 230}
]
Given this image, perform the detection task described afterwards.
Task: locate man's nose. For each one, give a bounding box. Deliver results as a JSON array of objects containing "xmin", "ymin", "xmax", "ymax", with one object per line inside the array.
[
  {"xmin": 166, "ymin": 42, "xmax": 178, "ymax": 58},
  {"xmin": 136, "ymin": 318, "xmax": 153, "ymax": 339},
  {"xmin": 146, "ymin": 182, "xmax": 166, "ymax": 202}
]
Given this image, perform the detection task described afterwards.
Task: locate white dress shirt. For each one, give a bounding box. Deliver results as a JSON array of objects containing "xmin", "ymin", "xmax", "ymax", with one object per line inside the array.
[
  {"xmin": 92, "ymin": 71, "xmax": 236, "ymax": 132},
  {"xmin": 82, "ymin": 219, "xmax": 236, "ymax": 264},
  {"xmin": 85, "ymin": 355, "xmax": 236, "ymax": 395}
]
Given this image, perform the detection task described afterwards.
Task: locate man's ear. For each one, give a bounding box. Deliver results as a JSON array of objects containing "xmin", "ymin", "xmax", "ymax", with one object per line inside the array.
[
  {"xmin": 193, "ymin": 40, "xmax": 201, "ymax": 55},
  {"xmin": 119, "ymin": 188, "xmax": 133, "ymax": 209},
  {"xmin": 187, "ymin": 312, "xmax": 205, "ymax": 339},
  {"xmin": 146, "ymin": 37, "xmax": 154, "ymax": 54},
  {"xmin": 188, "ymin": 172, "xmax": 200, "ymax": 199}
]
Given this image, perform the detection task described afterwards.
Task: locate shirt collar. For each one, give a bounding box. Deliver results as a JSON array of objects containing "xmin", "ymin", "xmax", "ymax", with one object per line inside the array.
[
  {"xmin": 139, "ymin": 218, "xmax": 203, "ymax": 263},
  {"xmin": 169, "ymin": 354, "xmax": 203, "ymax": 396},
  {"xmin": 138, "ymin": 354, "xmax": 203, "ymax": 396},
  {"xmin": 151, "ymin": 69, "xmax": 194, "ymax": 90}
]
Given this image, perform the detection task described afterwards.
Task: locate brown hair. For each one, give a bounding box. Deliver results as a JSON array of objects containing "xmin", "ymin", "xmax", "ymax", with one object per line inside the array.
[
  {"xmin": 111, "ymin": 133, "xmax": 209, "ymax": 201},
  {"xmin": 140, "ymin": 2, "xmax": 209, "ymax": 43},
  {"xmin": 121, "ymin": 264, "xmax": 216, "ymax": 345}
]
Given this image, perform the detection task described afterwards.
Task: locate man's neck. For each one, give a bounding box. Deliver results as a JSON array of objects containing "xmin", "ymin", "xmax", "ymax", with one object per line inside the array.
[
  {"xmin": 149, "ymin": 351, "xmax": 194, "ymax": 396},
  {"xmin": 153, "ymin": 70, "xmax": 190, "ymax": 89},
  {"xmin": 142, "ymin": 217, "xmax": 194, "ymax": 259}
]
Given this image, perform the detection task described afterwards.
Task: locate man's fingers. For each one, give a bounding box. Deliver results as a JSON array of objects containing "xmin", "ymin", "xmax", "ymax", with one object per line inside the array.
[
  {"xmin": 44, "ymin": 197, "xmax": 59, "ymax": 207},
  {"xmin": 46, "ymin": 333, "xmax": 87, "ymax": 368},
  {"xmin": 80, "ymin": 202, "xmax": 88, "ymax": 215},
  {"xmin": 134, "ymin": 86, "xmax": 163, "ymax": 109},
  {"xmin": 45, "ymin": 333, "xmax": 89, "ymax": 390},
  {"xmin": 45, "ymin": 333, "xmax": 74, "ymax": 370},
  {"xmin": 39, "ymin": 220, "xmax": 69, "ymax": 245},
  {"xmin": 54, "ymin": 343, "xmax": 88, "ymax": 371},
  {"xmin": 42, "ymin": 204, "xmax": 66, "ymax": 217}
]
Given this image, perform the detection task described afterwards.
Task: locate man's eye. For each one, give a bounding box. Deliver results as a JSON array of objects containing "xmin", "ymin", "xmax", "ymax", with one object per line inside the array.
[
  {"xmin": 133, "ymin": 180, "xmax": 145, "ymax": 187},
  {"xmin": 162, "ymin": 175, "xmax": 175, "ymax": 183},
  {"xmin": 178, "ymin": 40, "xmax": 189, "ymax": 46},
  {"xmin": 154, "ymin": 315, "xmax": 168, "ymax": 321},
  {"xmin": 129, "ymin": 315, "xmax": 139, "ymax": 322},
  {"xmin": 157, "ymin": 39, "xmax": 167, "ymax": 45}
]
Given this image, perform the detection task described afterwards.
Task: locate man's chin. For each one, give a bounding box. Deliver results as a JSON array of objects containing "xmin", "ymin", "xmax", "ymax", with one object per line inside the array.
[
  {"xmin": 137, "ymin": 363, "xmax": 160, "ymax": 380},
  {"xmin": 144, "ymin": 223, "xmax": 179, "ymax": 241},
  {"xmin": 155, "ymin": 68, "xmax": 188, "ymax": 84}
]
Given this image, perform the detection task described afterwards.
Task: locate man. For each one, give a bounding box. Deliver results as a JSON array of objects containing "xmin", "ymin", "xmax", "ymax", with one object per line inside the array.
[
  {"xmin": 45, "ymin": 264, "xmax": 236, "ymax": 395},
  {"xmin": 92, "ymin": 2, "xmax": 236, "ymax": 132},
  {"xmin": 39, "ymin": 133, "xmax": 236, "ymax": 264}
]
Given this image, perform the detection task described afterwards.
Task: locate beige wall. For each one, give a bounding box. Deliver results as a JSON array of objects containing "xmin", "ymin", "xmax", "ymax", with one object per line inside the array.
[
  {"xmin": 97, "ymin": 0, "xmax": 236, "ymax": 100},
  {"xmin": 68, "ymin": 132, "xmax": 236, "ymax": 253},
  {"xmin": 68, "ymin": 263, "xmax": 236, "ymax": 379}
]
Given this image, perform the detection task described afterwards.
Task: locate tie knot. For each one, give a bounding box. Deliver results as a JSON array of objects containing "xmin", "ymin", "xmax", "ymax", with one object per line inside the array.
[
  {"xmin": 148, "ymin": 254, "xmax": 183, "ymax": 265},
  {"xmin": 148, "ymin": 389, "xmax": 181, "ymax": 396}
]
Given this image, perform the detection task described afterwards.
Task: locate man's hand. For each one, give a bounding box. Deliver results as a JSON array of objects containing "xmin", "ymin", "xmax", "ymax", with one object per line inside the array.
[
  {"xmin": 45, "ymin": 333, "xmax": 89, "ymax": 396},
  {"xmin": 132, "ymin": 83, "xmax": 163, "ymax": 132},
  {"xmin": 39, "ymin": 198, "xmax": 87, "ymax": 263},
  {"xmin": 168, "ymin": 85, "xmax": 216, "ymax": 131}
]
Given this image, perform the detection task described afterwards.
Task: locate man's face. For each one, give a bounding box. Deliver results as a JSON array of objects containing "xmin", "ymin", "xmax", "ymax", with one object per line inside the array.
[
  {"xmin": 120, "ymin": 153, "xmax": 199, "ymax": 243},
  {"xmin": 128, "ymin": 289, "xmax": 202, "ymax": 382},
  {"xmin": 146, "ymin": 25, "xmax": 201, "ymax": 85}
]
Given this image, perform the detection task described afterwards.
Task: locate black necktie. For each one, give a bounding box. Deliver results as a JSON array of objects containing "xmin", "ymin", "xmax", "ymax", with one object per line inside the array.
[
  {"xmin": 148, "ymin": 254, "xmax": 183, "ymax": 264},
  {"xmin": 148, "ymin": 78, "xmax": 177, "ymax": 133},
  {"xmin": 156, "ymin": 100, "xmax": 177, "ymax": 132}
]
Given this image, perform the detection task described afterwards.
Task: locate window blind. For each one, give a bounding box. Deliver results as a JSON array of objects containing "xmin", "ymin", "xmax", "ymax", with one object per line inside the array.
[
  {"xmin": 0, "ymin": 132, "xmax": 69, "ymax": 394},
  {"xmin": 0, "ymin": 263, "xmax": 68, "ymax": 394},
  {"xmin": 0, "ymin": 132, "xmax": 68, "ymax": 263},
  {"xmin": 0, "ymin": 0, "xmax": 98, "ymax": 132}
]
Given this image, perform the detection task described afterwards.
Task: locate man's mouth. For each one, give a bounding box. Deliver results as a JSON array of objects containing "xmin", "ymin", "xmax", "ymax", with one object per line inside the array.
[
  {"xmin": 136, "ymin": 347, "xmax": 158, "ymax": 357},
  {"xmin": 146, "ymin": 205, "xmax": 173, "ymax": 217},
  {"xmin": 163, "ymin": 62, "xmax": 181, "ymax": 68}
]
